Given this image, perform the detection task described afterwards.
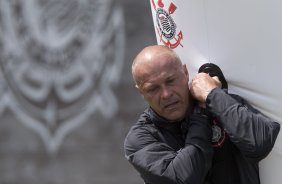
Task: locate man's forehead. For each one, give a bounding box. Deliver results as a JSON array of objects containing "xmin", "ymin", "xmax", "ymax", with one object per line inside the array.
[
  {"xmin": 133, "ymin": 48, "xmax": 184, "ymax": 86},
  {"xmin": 139, "ymin": 69, "xmax": 178, "ymax": 88}
]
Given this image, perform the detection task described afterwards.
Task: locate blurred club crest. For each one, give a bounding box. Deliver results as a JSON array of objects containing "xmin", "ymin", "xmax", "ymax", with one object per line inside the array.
[{"xmin": 0, "ymin": 0, "xmax": 125, "ymax": 154}]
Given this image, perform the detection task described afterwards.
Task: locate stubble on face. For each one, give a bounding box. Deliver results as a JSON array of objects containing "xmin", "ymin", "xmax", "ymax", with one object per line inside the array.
[{"xmin": 132, "ymin": 45, "xmax": 190, "ymax": 122}]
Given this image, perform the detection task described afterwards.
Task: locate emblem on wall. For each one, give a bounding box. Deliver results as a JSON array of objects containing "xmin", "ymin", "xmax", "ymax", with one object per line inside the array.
[
  {"xmin": 0, "ymin": 0, "xmax": 125, "ymax": 154},
  {"xmin": 151, "ymin": 0, "xmax": 183, "ymax": 49}
]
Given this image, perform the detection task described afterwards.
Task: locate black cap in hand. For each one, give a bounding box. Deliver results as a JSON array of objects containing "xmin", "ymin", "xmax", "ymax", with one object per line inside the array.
[{"xmin": 198, "ymin": 63, "xmax": 228, "ymax": 90}]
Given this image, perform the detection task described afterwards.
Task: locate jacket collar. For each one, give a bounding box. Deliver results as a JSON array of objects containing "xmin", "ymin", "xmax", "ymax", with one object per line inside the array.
[{"xmin": 146, "ymin": 107, "xmax": 187, "ymax": 132}]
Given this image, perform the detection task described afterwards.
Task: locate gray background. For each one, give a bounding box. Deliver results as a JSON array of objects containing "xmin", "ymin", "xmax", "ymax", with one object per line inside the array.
[{"xmin": 0, "ymin": 0, "xmax": 155, "ymax": 183}]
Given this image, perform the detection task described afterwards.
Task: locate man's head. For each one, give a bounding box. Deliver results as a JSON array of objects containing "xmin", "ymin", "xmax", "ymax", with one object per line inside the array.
[{"xmin": 132, "ymin": 45, "xmax": 190, "ymax": 122}]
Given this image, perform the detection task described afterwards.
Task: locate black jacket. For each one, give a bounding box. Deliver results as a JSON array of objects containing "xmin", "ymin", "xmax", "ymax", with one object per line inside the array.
[
  {"xmin": 206, "ymin": 88, "xmax": 280, "ymax": 184},
  {"xmin": 124, "ymin": 107, "xmax": 213, "ymax": 184},
  {"xmin": 124, "ymin": 88, "xmax": 280, "ymax": 184}
]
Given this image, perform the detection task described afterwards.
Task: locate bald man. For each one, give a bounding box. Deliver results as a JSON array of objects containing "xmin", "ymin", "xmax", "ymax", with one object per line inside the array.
[
  {"xmin": 124, "ymin": 45, "xmax": 214, "ymax": 184},
  {"xmin": 124, "ymin": 45, "xmax": 280, "ymax": 184}
]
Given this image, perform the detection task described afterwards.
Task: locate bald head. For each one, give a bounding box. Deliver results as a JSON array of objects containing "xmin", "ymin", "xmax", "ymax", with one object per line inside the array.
[
  {"xmin": 131, "ymin": 45, "xmax": 190, "ymax": 121},
  {"xmin": 132, "ymin": 45, "xmax": 183, "ymax": 87}
]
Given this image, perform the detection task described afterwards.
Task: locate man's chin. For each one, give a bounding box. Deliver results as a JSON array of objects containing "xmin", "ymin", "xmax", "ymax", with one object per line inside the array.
[{"xmin": 165, "ymin": 112, "xmax": 185, "ymax": 122}]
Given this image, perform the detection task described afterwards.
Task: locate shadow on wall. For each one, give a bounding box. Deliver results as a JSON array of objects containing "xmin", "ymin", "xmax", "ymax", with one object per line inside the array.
[{"xmin": 0, "ymin": 0, "xmax": 155, "ymax": 183}]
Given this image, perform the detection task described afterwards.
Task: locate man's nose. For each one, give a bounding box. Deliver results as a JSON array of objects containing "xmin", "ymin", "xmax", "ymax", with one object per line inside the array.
[{"xmin": 160, "ymin": 86, "xmax": 172, "ymax": 99}]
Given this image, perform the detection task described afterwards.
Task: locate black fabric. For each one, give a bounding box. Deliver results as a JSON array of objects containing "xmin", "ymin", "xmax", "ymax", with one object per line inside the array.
[
  {"xmin": 124, "ymin": 108, "xmax": 213, "ymax": 184},
  {"xmin": 205, "ymin": 88, "xmax": 280, "ymax": 184},
  {"xmin": 124, "ymin": 88, "xmax": 280, "ymax": 184},
  {"xmin": 198, "ymin": 63, "xmax": 228, "ymax": 90}
]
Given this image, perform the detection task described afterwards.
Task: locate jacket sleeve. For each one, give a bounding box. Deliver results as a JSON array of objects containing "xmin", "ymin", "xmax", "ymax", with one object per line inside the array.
[
  {"xmin": 124, "ymin": 114, "xmax": 213, "ymax": 184},
  {"xmin": 206, "ymin": 88, "xmax": 280, "ymax": 162}
]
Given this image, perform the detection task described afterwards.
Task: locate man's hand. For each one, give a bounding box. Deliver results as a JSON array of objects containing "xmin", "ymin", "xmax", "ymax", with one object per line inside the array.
[{"xmin": 190, "ymin": 73, "xmax": 221, "ymax": 104}]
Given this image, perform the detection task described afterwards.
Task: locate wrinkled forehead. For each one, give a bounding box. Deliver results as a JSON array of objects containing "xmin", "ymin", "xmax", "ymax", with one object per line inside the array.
[
  {"xmin": 135, "ymin": 56, "xmax": 182, "ymax": 86},
  {"xmin": 141, "ymin": 69, "xmax": 178, "ymax": 88}
]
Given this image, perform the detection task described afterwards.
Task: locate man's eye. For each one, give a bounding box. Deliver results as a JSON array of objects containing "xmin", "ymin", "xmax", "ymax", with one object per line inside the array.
[
  {"xmin": 148, "ymin": 88, "xmax": 157, "ymax": 92},
  {"xmin": 146, "ymin": 87, "xmax": 158, "ymax": 93},
  {"xmin": 167, "ymin": 78, "xmax": 175, "ymax": 84}
]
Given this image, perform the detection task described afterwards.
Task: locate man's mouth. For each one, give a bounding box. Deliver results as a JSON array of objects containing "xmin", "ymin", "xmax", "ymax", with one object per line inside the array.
[{"xmin": 164, "ymin": 101, "xmax": 179, "ymax": 110}]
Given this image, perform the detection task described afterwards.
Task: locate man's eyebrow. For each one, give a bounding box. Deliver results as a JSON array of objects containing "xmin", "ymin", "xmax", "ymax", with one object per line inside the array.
[
  {"xmin": 166, "ymin": 73, "xmax": 177, "ymax": 79},
  {"xmin": 142, "ymin": 83, "xmax": 156, "ymax": 89}
]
